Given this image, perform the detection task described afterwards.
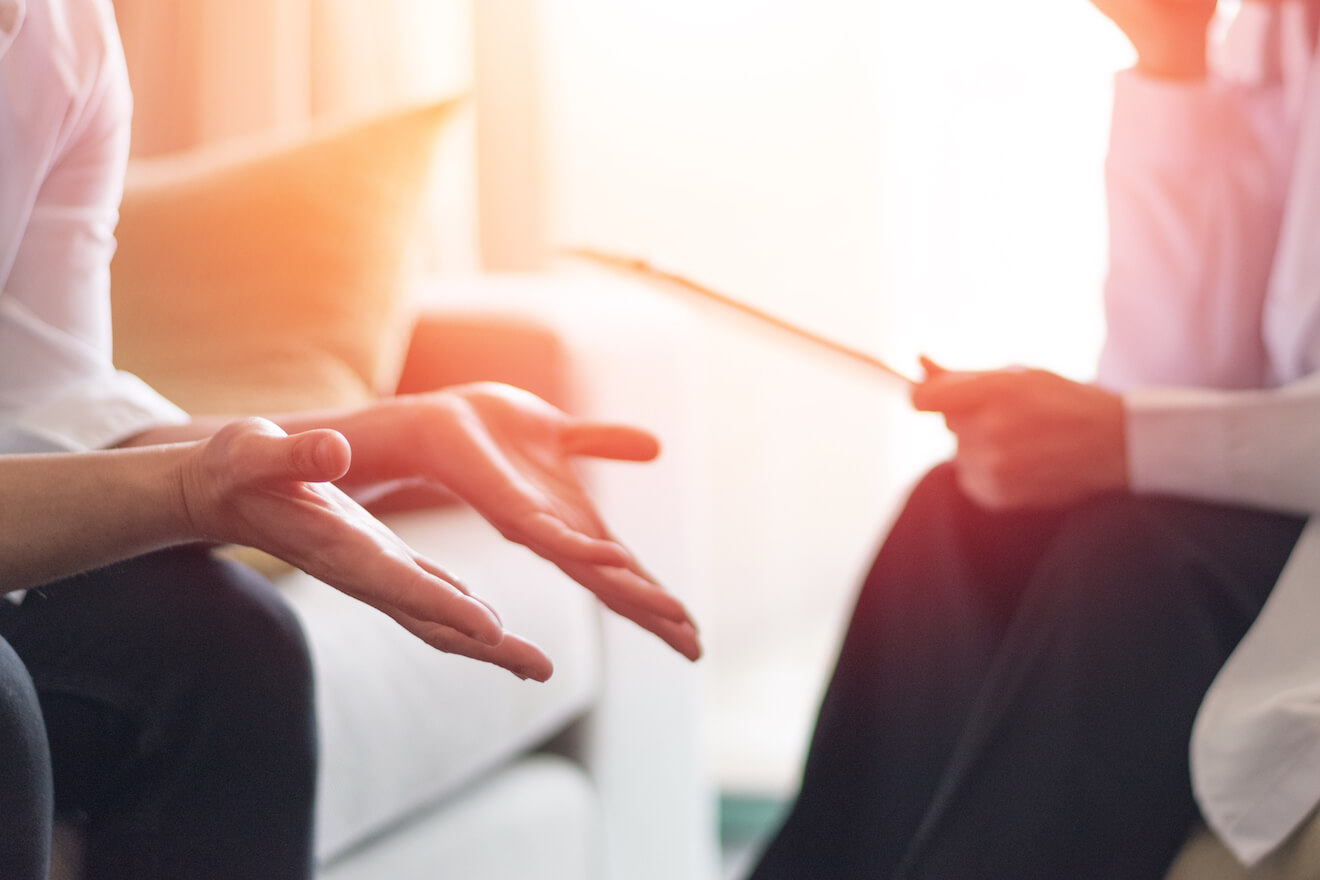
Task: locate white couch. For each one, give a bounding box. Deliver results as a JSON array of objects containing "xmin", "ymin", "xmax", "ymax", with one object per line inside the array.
[{"xmin": 51, "ymin": 273, "xmax": 720, "ymax": 880}]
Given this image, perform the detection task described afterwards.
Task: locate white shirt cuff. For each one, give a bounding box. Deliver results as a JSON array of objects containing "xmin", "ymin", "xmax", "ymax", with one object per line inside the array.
[
  {"xmin": 0, "ymin": 370, "xmax": 188, "ymax": 453},
  {"xmin": 1124, "ymin": 385, "xmax": 1235, "ymax": 502},
  {"xmin": 1125, "ymin": 376, "xmax": 1320, "ymax": 515}
]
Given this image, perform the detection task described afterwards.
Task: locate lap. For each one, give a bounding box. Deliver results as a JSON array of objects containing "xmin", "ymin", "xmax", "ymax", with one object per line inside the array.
[
  {"xmin": 1, "ymin": 546, "xmax": 309, "ymax": 710},
  {"xmin": 892, "ymin": 463, "xmax": 1303, "ymax": 634},
  {"xmin": 0, "ymin": 547, "xmax": 316, "ymax": 828},
  {"xmin": 755, "ymin": 464, "xmax": 1308, "ymax": 880},
  {"xmin": 896, "ymin": 469, "xmax": 1305, "ymax": 878}
]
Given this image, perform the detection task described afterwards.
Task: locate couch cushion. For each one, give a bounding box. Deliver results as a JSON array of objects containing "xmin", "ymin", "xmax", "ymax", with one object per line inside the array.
[
  {"xmin": 110, "ymin": 99, "xmax": 461, "ymax": 415},
  {"xmin": 275, "ymin": 504, "xmax": 603, "ymax": 863},
  {"xmin": 1166, "ymin": 815, "xmax": 1320, "ymax": 880},
  {"xmin": 318, "ymin": 755, "xmax": 603, "ymax": 880}
]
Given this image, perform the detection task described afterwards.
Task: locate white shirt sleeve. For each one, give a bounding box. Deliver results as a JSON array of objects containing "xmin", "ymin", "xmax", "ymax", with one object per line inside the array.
[
  {"xmin": 1103, "ymin": 21, "xmax": 1320, "ymax": 864},
  {"xmin": 1101, "ymin": 65, "xmax": 1320, "ymax": 515},
  {"xmin": 0, "ymin": 0, "xmax": 187, "ymax": 454},
  {"xmin": 1098, "ymin": 69, "xmax": 1292, "ymax": 393}
]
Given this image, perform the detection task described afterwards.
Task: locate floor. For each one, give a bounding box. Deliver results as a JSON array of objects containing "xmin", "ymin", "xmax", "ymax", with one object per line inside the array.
[{"xmin": 719, "ymin": 794, "xmax": 787, "ymax": 880}]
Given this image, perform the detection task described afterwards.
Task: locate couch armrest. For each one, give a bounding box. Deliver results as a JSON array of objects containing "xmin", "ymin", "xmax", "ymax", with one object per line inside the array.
[
  {"xmin": 373, "ymin": 311, "xmax": 574, "ymax": 514},
  {"xmin": 395, "ymin": 312, "xmax": 570, "ymax": 411},
  {"xmin": 411, "ymin": 272, "xmax": 719, "ymax": 880}
]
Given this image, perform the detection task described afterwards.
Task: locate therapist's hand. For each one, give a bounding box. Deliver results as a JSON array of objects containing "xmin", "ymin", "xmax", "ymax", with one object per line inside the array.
[
  {"xmin": 1089, "ymin": 0, "xmax": 1218, "ymax": 80},
  {"xmin": 180, "ymin": 418, "xmax": 554, "ymax": 681},
  {"xmin": 912, "ymin": 358, "xmax": 1129, "ymax": 510}
]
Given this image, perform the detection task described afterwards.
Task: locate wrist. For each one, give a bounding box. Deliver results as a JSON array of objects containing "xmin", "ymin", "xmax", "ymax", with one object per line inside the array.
[
  {"xmin": 1108, "ymin": 395, "xmax": 1130, "ymax": 492},
  {"xmin": 315, "ymin": 396, "xmax": 439, "ymax": 502},
  {"xmin": 1133, "ymin": 27, "xmax": 1210, "ymax": 81},
  {"xmin": 165, "ymin": 440, "xmax": 211, "ymax": 542}
]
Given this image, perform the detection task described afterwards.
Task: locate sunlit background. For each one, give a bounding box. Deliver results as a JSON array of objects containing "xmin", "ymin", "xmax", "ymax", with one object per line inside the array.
[
  {"xmin": 535, "ymin": 0, "xmax": 1132, "ymax": 799},
  {"xmin": 115, "ymin": 0, "xmax": 1164, "ymax": 869}
]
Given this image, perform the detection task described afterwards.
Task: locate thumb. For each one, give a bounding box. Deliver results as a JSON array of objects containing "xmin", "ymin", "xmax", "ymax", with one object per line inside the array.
[
  {"xmin": 912, "ymin": 355, "xmax": 948, "ymax": 410},
  {"xmin": 918, "ymin": 355, "xmax": 947, "ymax": 379},
  {"xmin": 275, "ymin": 429, "xmax": 352, "ymax": 483}
]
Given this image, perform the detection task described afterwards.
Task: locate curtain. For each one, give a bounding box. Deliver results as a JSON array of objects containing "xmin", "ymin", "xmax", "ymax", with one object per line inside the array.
[
  {"xmin": 112, "ymin": 0, "xmax": 472, "ymax": 155},
  {"xmin": 111, "ymin": 0, "xmax": 481, "ymax": 271}
]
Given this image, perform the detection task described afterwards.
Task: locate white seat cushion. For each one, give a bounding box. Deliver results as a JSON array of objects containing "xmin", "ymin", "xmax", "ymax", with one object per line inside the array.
[
  {"xmin": 277, "ymin": 505, "xmax": 603, "ymax": 862},
  {"xmin": 318, "ymin": 755, "xmax": 603, "ymax": 880}
]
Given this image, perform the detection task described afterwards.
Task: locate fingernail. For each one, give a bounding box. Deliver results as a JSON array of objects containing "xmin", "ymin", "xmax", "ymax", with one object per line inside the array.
[
  {"xmin": 313, "ymin": 435, "xmax": 336, "ymax": 473},
  {"xmin": 474, "ymin": 596, "xmax": 503, "ymax": 627},
  {"xmin": 470, "ymin": 619, "xmax": 503, "ymax": 647},
  {"xmin": 463, "ymin": 599, "xmax": 504, "ymax": 646}
]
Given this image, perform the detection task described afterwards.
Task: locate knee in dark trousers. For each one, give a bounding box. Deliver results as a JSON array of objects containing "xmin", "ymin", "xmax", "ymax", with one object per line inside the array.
[
  {"xmin": 0, "ymin": 635, "xmax": 53, "ymax": 880},
  {"xmin": 755, "ymin": 469, "xmax": 1305, "ymax": 880},
  {"xmin": 899, "ymin": 493, "xmax": 1304, "ymax": 880},
  {"xmin": 1021, "ymin": 491, "xmax": 1300, "ymax": 679},
  {"xmin": 10, "ymin": 548, "xmax": 319, "ymax": 880}
]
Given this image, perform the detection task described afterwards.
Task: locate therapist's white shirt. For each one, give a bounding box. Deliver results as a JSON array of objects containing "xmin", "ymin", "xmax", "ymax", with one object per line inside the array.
[
  {"xmin": 0, "ymin": 0, "xmax": 185, "ymax": 455},
  {"xmin": 1101, "ymin": 2, "xmax": 1320, "ymax": 866}
]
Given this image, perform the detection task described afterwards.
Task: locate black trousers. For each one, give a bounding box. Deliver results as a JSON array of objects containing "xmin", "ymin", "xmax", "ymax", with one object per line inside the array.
[
  {"xmin": 750, "ymin": 464, "xmax": 1307, "ymax": 880},
  {"xmin": 0, "ymin": 547, "xmax": 317, "ymax": 880}
]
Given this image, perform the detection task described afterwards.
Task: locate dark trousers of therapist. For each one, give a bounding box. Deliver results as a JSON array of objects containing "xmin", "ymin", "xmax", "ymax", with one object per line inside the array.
[
  {"xmin": 0, "ymin": 546, "xmax": 317, "ymax": 880},
  {"xmin": 750, "ymin": 462, "xmax": 1306, "ymax": 880}
]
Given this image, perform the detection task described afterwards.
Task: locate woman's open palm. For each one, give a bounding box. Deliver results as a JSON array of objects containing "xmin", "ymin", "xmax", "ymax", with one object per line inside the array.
[{"xmin": 181, "ymin": 418, "xmax": 553, "ymax": 681}]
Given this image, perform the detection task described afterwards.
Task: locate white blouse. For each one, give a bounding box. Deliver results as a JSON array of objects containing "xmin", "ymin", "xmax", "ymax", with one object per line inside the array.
[
  {"xmin": 1101, "ymin": 2, "xmax": 1320, "ymax": 866},
  {"xmin": 0, "ymin": 0, "xmax": 185, "ymax": 455}
]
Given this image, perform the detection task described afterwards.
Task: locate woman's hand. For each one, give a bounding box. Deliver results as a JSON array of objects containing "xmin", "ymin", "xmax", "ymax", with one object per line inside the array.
[
  {"xmin": 180, "ymin": 418, "xmax": 554, "ymax": 681},
  {"xmin": 912, "ymin": 358, "xmax": 1128, "ymax": 510},
  {"xmin": 1089, "ymin": 0, "xmax": 1219, "ymax": 79},
  {"xmin": 338, "ymin": 383, "xmax": 701, "ymax": 661}
]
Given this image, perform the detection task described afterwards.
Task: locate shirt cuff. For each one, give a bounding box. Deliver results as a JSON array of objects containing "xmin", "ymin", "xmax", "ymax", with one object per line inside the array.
[
  {"xmin": 1125, "ymin": 385, "xmax": 1236, "ymax": 502},
  {"xmin": 0, "ymin": 370, "xmax": 188, "ymax": 453},
  {"xmin": 1125, "ymin": 378, "xmax": 1320, "ymax": 515}
]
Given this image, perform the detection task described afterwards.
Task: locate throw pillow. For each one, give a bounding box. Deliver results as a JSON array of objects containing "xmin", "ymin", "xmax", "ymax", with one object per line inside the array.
[{"xmin": 111, "ymin": 98, "xmax": 462, "ymax": 415}]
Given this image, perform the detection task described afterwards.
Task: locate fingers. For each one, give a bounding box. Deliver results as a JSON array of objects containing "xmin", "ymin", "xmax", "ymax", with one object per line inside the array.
[
  {"xmin": 315, "ymin": 532, "xmax": 507, "ymax": 648},
  {"xmin": 413, "ymin": 555, "xmax": 502, "ymax": 628},
  {"xmin": 596, "ymin": 593, "xmax": 702, "ymax": 661},
  {"xmin": 519, "ymin": 513, "xmax": 634, "ymax": 567},
  {"xmin": 918, "ymin": 355, "xmax": 947, "ymax": 378},
  {"xmin": 386, "ymin": 609, "xmax": 555, "ymax": 681},
  {"xmin": 388, "ymin": 567, "xmax": 506, "ymax": 647},
  {"xmin": 912, "ymin": 368, "xmax": 1028, "ymax": 415},
  {"xmin": 557, "ymin": 556, "xmax": 694, "ymax": 625},
  {"xmin": 562, "ymin": 422, "xmax": 661, "ymax": 462},
  {"xmin": 514, "ymin": 509, "xmax": 695, "ymax": 628},
  {"xmin": 506, "ymin": 513, "xmax": 696, "ymax": 630},
  {"xmin": 352, "ymin": 570, "xmax": 507, "ymax": 648}
]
